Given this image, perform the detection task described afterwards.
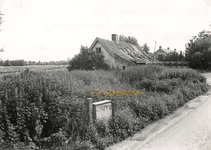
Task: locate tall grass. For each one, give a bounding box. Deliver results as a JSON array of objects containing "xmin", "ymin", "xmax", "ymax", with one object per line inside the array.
[{"xmin": 0, "ymin": 66, "xmax": 210, "ymax": 149}]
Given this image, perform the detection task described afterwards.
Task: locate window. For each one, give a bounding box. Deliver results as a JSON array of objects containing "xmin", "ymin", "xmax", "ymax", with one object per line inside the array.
[
  {"xmin": 96, "ymin": 47, "xmax": 101, "ymax": 53},
  {"xmin": 122, "ymin": 66, "xmax": 125, "ymax": 70}
]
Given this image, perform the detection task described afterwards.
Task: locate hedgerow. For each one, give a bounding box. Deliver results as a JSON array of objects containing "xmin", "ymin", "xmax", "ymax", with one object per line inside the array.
[{"xmin": 0, "ymin": 66, "xmax": 210, "ymax": 149}]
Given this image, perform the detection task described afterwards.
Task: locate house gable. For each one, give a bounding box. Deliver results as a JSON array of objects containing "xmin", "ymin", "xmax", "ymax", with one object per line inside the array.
[
  {"xmin": 90, "ymin": 37, "xmax": 115, "ymax": 57},
  {"xmin": 90, "ymin": 39, "xmax": 118, "ymax": 68}
]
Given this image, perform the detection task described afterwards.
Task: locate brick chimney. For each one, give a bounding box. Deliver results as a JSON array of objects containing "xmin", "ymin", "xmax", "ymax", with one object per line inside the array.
[{"xmin": 112, "ymin": 34, "xmax": 118, "ymax": 43}]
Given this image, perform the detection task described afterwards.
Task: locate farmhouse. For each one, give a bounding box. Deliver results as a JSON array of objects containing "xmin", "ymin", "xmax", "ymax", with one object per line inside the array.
[
  {"xmin": 154, "ymin": 46, "xmax": 176, "ymax": 60},
  {"xmin": 90, "ymin": 34, "xmax": 159, "ymax": 70}
]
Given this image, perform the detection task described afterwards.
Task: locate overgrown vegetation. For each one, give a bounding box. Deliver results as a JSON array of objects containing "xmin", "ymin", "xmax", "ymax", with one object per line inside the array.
[
  {"xmin": 67, "ymin": 46, "xmax": 109, "ymax": 71},
  {"xmin": 0, "ymin": 65, "xmax": 210, "ymax": 149}
]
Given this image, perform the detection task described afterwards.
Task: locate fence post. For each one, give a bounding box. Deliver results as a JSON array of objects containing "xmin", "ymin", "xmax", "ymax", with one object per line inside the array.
[
  {"xmin": 111, "ymin": 100, "xmax": 115, "ymax": 119},
  {"xmin": 86, "ymin": 98, "xmax": 93, "ymax": 124}
]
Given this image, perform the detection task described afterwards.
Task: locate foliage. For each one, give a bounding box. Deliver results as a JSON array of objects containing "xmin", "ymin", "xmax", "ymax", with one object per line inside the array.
[
  {"xmin": 142, "ymin": 43, "xmax": 150, "ymax": 54},
  {"xmin": 0, "ymin": 60, "xmax": 68, "ymax": 66},
  {"xmin": 0, "ymin": 59, "xmax": 25, "ymax": 66},
  {"xmin": 67, "ymin": 45, "xmax": 109, "ymax": 71},
  {"xmin": 0, "ymin": 65, "xmax": 210, "ymax": 149},
  {"xmin": 119, "ymin": 35, "xmax": 139, "ymax": 46},
  {"xmin": 185, "ymin": 30, "xmax": 211, "ymax": 69},
  {"xmin": 157, "ymin": 50, "xmax": 185, "ymax": 61},
  {"xmin": 0, "ymin": 70, "xmax": 73, "ymax": 149},
  {"xmin": 25, "ymin": 60, "xmax": 68, "ymax": 66},
  {"xmin": 109, "ymin": 107, "xmax": 144, "ymax": 140}
]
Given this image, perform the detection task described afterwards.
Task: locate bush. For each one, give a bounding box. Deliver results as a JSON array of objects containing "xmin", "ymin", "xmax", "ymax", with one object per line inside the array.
[
  {"xmin": 67, "ymin": 46, "xmax": 109, "ymax": 71},
  {"xmin": 109, "ymin": 107, "xmax": 144, "ymax": 141},
  {"xmin": 74, "ymin": 139, "xmax": 96, "ymax": 150},
  {"xmin": 0, "ymin": 70, "xmax": 75, "ymax": 149}
]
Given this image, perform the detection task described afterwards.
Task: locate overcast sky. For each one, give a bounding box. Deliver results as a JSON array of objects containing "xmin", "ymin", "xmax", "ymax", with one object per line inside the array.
[{"xmin": 0, "ymin": 0, "xmax": 211, "ymax": 61}]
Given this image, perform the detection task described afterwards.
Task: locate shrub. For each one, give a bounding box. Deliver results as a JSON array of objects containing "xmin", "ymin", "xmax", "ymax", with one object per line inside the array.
[
  {"xmin": 67, "ymin": 46, "xmax": 109, "ymax": 71},
  {"xmin": 109, "ymin": 107, "xmax": 142, "ymax": 141},
  {"xmin": 74, "ymin": 139, "xmax": 96, "ymax": 150},
  {"xmin": 0, "ymin": 70, "xmax": 74, "ymax": 148}
]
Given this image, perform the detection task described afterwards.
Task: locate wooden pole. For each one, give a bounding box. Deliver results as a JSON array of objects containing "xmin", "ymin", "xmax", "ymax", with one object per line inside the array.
[
  {"xmin": 86, "ymin": 98, "xmax": 93, "ymax": 124},
  {"xmin": 111, "ymin": 100, "xmax": 115, "ymax": 119}
]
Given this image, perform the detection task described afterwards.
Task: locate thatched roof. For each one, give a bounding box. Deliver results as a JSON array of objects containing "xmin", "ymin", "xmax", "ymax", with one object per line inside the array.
[{"xmin": 90, "ymin": 37, "xmax": 160, "ymax": 64}]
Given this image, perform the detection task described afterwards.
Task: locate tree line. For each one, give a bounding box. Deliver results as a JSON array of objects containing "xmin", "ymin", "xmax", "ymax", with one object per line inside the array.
[
  {"xmin": 157, "ymin": 51, "xmax": 185, "ymax": 61},
  {"xmin": 0, "ymin": 59, "xmax": 68, "ymax": 66}
]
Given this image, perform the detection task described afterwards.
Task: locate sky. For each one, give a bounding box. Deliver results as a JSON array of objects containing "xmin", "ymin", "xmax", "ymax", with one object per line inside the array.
[{"xmin": 0, "ymin": 0, "xmax": 211, "ymax": 62}]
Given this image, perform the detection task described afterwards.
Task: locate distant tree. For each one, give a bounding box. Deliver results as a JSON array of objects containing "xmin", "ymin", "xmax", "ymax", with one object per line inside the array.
[
  {"xmin": 0, "ymin": 59, "xmax": 3, "ymax": 65},
  {"xmin": 185, "ymin": 30, "xmax": 211, "ymax": 69},
  {"xmin": 67, "ymin": 45, "xmax": 109, "ymax": 71},
  {"xmin": 179, "ymin": 51, "xmax": 184, "ymax": 61},
  {"xmin": 171, "ymin": 51, "xmax": 179, "ymax": 61},
  {"xmin": 119, "ymin": 35, "xmax": 139, "ymax": 46},
  {"xmin": 142, "ymin": 43, "xmax": 150, "ymax": 54},
  {"xmin": 3, "ymin": 60, "xmax": 10, "ymax": 66}
]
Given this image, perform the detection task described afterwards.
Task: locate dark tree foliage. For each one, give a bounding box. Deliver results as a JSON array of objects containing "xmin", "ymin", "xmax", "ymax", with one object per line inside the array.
[
  {"xmin": 162, "ymin": 51, "xmax": 185, "ymax": 61},
  {"xmin": 67, "ymin": 46, "xmax": 109, "ymax": 71},
  {"xmin": 185, "ymin": 30, "xmax": 211, "ymax": 69}
]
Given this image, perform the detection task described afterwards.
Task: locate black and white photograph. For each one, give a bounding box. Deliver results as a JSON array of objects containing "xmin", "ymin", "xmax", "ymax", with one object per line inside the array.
[{"xmin": 0, "ymin": 0, "xmax": 211, "ymax": 149}]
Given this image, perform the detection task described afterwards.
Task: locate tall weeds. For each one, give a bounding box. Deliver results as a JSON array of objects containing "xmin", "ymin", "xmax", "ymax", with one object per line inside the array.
[{"xmin": 0, "ymin": 66, "xmax": 209, "ymax": 149}]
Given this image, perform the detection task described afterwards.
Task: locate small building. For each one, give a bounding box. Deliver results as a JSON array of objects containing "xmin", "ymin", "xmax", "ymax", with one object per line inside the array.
[
  {"xmin": 89, "ymin": 34, "xmax": 159, "ymax": 70},
  {"xmin": 154, "ymin": 46, "xmax": 176, "ymax": 61}
]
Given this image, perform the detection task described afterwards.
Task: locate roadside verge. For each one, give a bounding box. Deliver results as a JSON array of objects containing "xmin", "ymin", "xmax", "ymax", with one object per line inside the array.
[{"xmin": 106, "ymin": 73, "xmax": 211, "ymax": 150}]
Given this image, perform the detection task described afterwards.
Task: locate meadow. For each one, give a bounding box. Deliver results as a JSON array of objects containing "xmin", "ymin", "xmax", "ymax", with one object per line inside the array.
[{"xmin": 0, "ymin": 65, "xmax": 210, "ymax": 150}]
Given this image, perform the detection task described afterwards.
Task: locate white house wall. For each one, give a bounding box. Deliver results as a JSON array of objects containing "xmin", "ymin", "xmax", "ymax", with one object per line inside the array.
[
  {"xmin": 91, "ymin": 41, "xmax": 133, "ymax": 69},
  {"xmin": 92, "ymin": 42, "xmax": 116, "ymax": 68}
]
